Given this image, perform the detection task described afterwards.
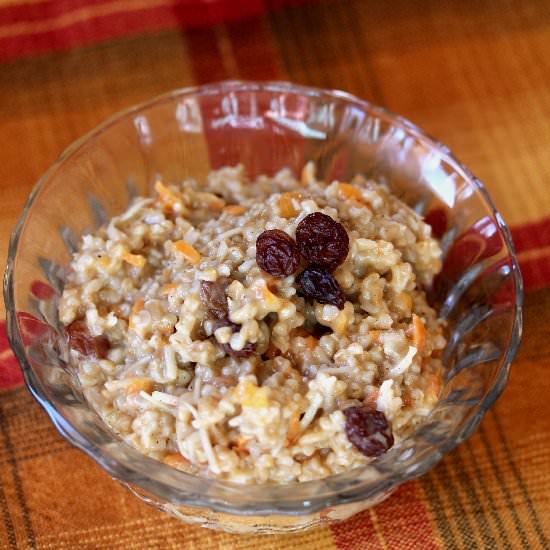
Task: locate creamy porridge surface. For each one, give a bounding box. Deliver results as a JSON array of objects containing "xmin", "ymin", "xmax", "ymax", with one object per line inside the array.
[{"xmin": 59, "ymin": 164, "xmax": 446, "ymax": 484}]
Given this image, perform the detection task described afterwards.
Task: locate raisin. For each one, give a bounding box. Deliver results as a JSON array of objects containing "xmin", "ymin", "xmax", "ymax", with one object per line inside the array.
[
  {"xmin": 344, "ymin": 406, "xmax": 394, "ymax": 457},
  {"xmin": 312, "ymin": 323, "xmax": 332, "ymax": 338},
  {"xmin": 212, "ymin": 319, "xmax": 256, "ymax": 358},
  {"xmin": 66, "ymin": 319, "xmax": 109, "ymax": 359},
  {"xmin": 219, "ymin": 341, "xmax": 256, "ymax": 358},
  {"xmin": 295, "ymin": 212, "xmax": 349, "ymax": 271},
  {"xmin": 200, "ymin": 279, "xmax": 256, "ymax": 358},
  {"xmin": 256, "ymin": 229, "xmax": 300, "ymax": 277},
  {"xmin": 296, "ymin": 265, "xmax": 346, "ymax": 309},
  {"xmin": 200, "ymin": 278, "xmax": 230, "ymax": 320}
]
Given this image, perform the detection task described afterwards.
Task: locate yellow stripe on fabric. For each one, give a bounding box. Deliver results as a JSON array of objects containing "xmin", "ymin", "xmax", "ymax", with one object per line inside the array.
[
  {"xmin": 415, "ymin": 480, "xmax": 445, "ymax": 550},
  {"xmin": 369, "ymin": 509, "xmax": 389, "ymax": 550},
  {"xmin": 447, "ymin": 448, "xmax": 500, "ymax": 548},
  {"xmin": 462, "ymin": 439, "xmax": 515, "ymax": 550}
]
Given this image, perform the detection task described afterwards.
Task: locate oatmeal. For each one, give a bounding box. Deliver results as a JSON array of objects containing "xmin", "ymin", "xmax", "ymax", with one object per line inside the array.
[{"xmin": 59, "ymin": 164, "xmax": 446, "ymax": 484}]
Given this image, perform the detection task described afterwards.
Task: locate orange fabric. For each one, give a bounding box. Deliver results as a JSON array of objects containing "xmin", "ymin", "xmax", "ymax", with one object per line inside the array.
[{"xmin": 0, "ymin": 0, "xmax": 549, "ymax": 548}]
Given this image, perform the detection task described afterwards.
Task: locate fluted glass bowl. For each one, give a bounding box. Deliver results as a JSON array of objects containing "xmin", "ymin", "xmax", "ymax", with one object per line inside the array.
[{"xmin": 4, "ymin": 81, "xmax": 522, "ymax": 534}]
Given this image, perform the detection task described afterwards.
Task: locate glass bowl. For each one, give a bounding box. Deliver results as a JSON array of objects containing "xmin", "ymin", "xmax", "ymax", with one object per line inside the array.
[{"xmin": 4, "ymin": 81, "xmax": 522, "ymax": 534}]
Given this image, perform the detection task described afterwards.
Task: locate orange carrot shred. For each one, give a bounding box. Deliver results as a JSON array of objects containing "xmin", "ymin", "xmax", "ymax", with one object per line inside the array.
[
  {"xmin": 338, "ymin": 183, "xmax": 366, "ymax": 204},
  {"xmin": 122, "ymin": 252, "xmax": 146, "ymax": 268},
  {"xmin": 161, "ymin": 283, "xmax": 178, "ymax": 295},
  {"xmin": 163, "ymin": 452, "xmax": 190, "ymax": 469},
  {"xmin": 412, "ymin": 314, "xmax": 426, "ymax": 350},
  {"xmin": 285, "ymin": 412, "xmax": 301, "ymax": 447},
  {"xmin": 173, "ymin": 241, "xmax": 201, "ymax": 265},
  {"xmin": 125, "ymin": 377, "xmax": 153, "ymax": 395},
  {"xmin": 278, "ymin": 192, "xmax": 303, "ymax": 218},
  {"xmin": 223, "ymin": 204, "xmax": 247, "ymax": 215}
]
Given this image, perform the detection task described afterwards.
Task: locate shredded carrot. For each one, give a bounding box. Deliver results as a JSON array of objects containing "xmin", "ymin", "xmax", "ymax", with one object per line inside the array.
[
  {"xmin": 128, "ymin": 299, "xmax": 145, "ymax": 330},
  {"xmin": 154, "ymin": 180, "xmax": 180, "ymax": 207},
  {"xmin": 161, "ymin": 283, "xmax": 178, "ymax": 295},
  {"xmin": 263, "ymin": 276, "xmax": 281, "ymax": 293},
  {"xmin": 223, "ymin": 204, "xmax": 247, "ymax": 216},
  {"xmin": 332, "ymin": 312, "xmax": 348, "ymax": 336},
  {"xmin": 338, "ymin": 183, "xmax": 366, "ymax": 204},
  {"xmin": 163, "ymin": 452, "xmax": 190, "ymax": 469},
  {"xmin": 368, "ymin": 330, "xmax": 381, "ymax": 343},
  {"xmin": 363, "ymin": 390, "xmax": 379, "ymax": 408},
  {"xmin": 398, "ymin": 291, "xmax": 413, "ymax": 312},
  {"xmin": 258, "ymin": 284, "xmax": 281, "ymax": 307},
  {"xmin": 122, "ymin": 252, "xmax": 146, "ymax": 269},
  {"xmin": 412, "ymin": 314, "xmax": 426, "ymax": 351},
  {"xmin": 285, "ymin": 411, "xmax": 301, "ymax": 447},
  {"xmin": 173, "ymin": 241, "xmax": 201, "ymax": 265},
  {"xmin": 425, "ymin": 373, "xmax": 442, "ymax": 402},
  {"xmin": 290, "ymin": 327, "xmax": 311, "ymax": 338},
  {"xmin": 195, "ymin": 191, "xmax": 226, "ymax": 210},
  {"xmin": 303, "ymin": 336, "xmax": 318, "ymax": 350},
  {"xmin": 278, "ymin": 191, "xmax": 303, "ymax": 218},
  {"xmin": 131, "ymin": 298, "xmax": 145, "ymax": 315},
  {"xmin": 125, "ymin": 377, "xmax": 154, "ymax": 395}
]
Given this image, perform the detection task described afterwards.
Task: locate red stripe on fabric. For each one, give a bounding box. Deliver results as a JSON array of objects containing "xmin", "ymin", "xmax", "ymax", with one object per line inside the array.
[
  {"xmin": 519, "ymin": 255, "xmax": 550, "ymax": 291},
  {"xmin": 0, "ymin": 322, "xmax": 23, "ymax": 390},
  {"xmin": 186, "ymin": 12, "xmax": 282, "ymax": 84},
  {"xmin": 510, "ymin": 216, "xmax": 550, "ymax": 254},
  {"xmin": 0, "ymin": 6, "xmax": 183, "ymax": 62},
  {"xmin": 0, "ymin": 0, "xmax": 113, "ymax": 25},
  {"xmin": 186, "ymin": 26, "xmax": 229, "ymax": 84},
  {"xmin": 507, "ymin": 217, "xmax": 550, "ymax": 290},
  {"xmin": 0, "ymin": 1, "xmax": 266, "ymax": 62},
  {"xmin": 0, "ymin": 0, "xmax": 265, "ymax": 26},
  {"xmin": 0, "ymin": 0, "xmax": 317, "ymax": 63},
  {"xmin": 330, "ymin": 503, "xmax": 384, "ymax": 550},
  {"xmin": 226, "ymin": 16, "xmax": 283, "ymax": 80},
  {"xmin": 375, "ymin": 482, "xmax": 440, "ymax": 549}
]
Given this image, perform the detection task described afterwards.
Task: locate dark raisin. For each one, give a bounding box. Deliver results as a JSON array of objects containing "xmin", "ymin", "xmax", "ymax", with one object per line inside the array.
[
  {"xmin": 200, "ymin": 278, "xmax": 230, "ymax": 320},
  {"xmin": 296, "ymin": 265, "xmax": 346, "ymax": 309},
  {"xmin": 295, "ymin": 212, "xmax": 349, "ymax": 271},
  {"xmin": 66, "ymin": 319, "xmax": 110, "ymax": 359},
  {"xmin": 219, "ymin": 341, "xmax": 256, "ymax": 358},
  {"xmin": 344, "ymin": 406, "xmax": 394, "ymax": 457},
  {"xmin": 212, "ymin": 319, "xmax": 256, "ymax": 358},
  {"xmin": 256, "ymin": 229, "xmax": 300, "ymax": 277},
  {"xmin": 312, "ymin": 323, "xmax": 332, "ymax": 338}
]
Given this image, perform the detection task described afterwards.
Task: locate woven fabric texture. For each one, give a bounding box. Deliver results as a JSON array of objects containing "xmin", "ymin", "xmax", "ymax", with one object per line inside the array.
[{"xmin": 0, "ymin": 1, "xmax": 549, "ymax": 548}]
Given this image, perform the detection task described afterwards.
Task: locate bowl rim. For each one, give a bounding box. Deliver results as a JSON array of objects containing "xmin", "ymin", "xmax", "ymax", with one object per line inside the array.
[{"xmin": 3, "ymin": 80, "xmax": 523, "ymax": 515}]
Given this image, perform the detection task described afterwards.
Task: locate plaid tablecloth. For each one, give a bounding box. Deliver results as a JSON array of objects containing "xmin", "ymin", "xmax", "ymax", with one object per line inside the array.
[{"xmin": 1, "ymin": 1, "xmax": 549, "ymax": 548}]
